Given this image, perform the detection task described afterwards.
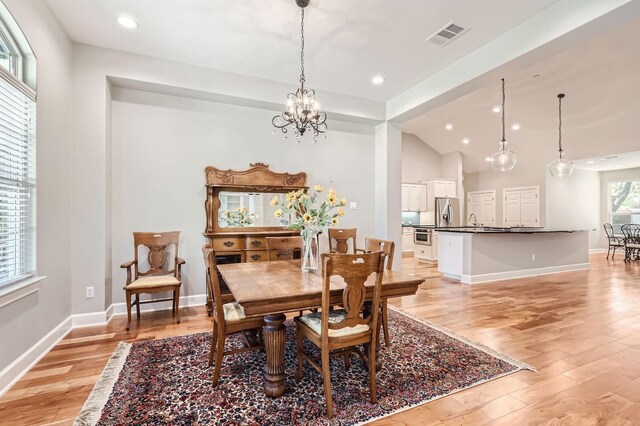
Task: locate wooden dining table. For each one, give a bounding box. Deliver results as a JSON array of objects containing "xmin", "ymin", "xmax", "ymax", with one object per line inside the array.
[{"xmin": 217, "ymin": 259, "xmax": 425, "ymax": 398}]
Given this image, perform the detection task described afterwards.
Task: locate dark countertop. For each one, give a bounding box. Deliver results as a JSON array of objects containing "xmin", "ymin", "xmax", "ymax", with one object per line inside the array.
[
  {"xmin": 435, "ymin": 227, "xmax": 590, "ymax": 234},
  {"xmin": 402, "ymin": 224, "xmax": 435, "ymax": 228}
]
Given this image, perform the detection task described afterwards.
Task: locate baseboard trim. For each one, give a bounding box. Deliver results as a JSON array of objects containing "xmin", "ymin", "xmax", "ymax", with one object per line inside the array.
[
  {"xmin": 0, "ymin": 293, "xmax": 208, "ymax": 398},
  {"xmin": 460, "ymin": 262, "xmax": 591, "ymax": 285},
  {"xmin": 589, "ymin": 248, "xmax": 608, "ymax": 254},
  {"xmin": 0, "ymin": 316, "xmax": 72, "ymax": 397}
]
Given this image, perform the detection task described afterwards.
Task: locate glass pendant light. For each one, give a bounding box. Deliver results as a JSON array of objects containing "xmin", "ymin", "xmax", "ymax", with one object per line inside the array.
[
  {"xmin": 490, "ymin": 78, "xmax": 517, "ymax": 171},
  {"xmin": 548, "ymin": 93, "xmax": 574, "ymax": 178}
]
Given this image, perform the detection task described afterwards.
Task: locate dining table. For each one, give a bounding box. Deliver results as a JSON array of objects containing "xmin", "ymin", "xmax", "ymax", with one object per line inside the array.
[{"xmin": 217, "ymin": 259, "xmax": 425, "ymax": 398}]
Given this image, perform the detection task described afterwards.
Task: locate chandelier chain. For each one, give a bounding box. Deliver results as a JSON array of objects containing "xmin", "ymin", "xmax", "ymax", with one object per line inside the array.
[
  {"xmin": 558, "ymin": 94, "xmax": 563, "ymax": 153},
  {"xmin": 300, "ymin": 8, "xmax": 305, "ymax": 85},
  {"xmin": 501, "ymin": 78, "xmax": 506, "ymax": 142}
]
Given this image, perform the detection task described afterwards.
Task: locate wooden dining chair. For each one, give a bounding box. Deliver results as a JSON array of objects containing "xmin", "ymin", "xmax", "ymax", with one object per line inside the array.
[
  {"xmin": 121, "ymin": 231, "xmax": 185, "ymax": 331},
  {"xmin": 328, "ymin": 228, "xmax": 358, "ymax": 253},
  {"xmin": 294, "ymin": 252, "xmax": 386, "ymax": 418},
  {"xmin": 206, "ymin": 250, "xmax": 265, "ymax": 386},
  {"xmin": 202, "ymin": 245, "xmax": 234, "ymax": 317},
  {"xmin": 266, "ymin": 236, "xmax": 303, "ymax": 260},
  {"xmin": 357, "ymin": 237, "xmax": 395, "ymax": 347}
]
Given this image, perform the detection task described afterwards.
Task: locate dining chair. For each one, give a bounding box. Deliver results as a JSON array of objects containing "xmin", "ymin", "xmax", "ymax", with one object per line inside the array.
[
  {"xmin": 121, "ymin": 231, "xmax": 185, "ymax": 331},
  {"xmin": 202, "ymin": 245, "xmax": 235, "ymax": 317},
  {"xmin": 266, "ymin": 236, "xmax": 303, "ymax": 260},
  {"xmin": 603, "ymin": 223, "xmax": 624, "ymax": 260},
  {"xmin": 328, "ymin": 228, "xmax": 358, "ymax": 254},
  {"xmin": 294, "ymin": 251, "xmax": 386, "ymax": 418},
  {"xmin": 621, "ymin": 224, "xmax": 640, "ymax": 262},
  {"xmin": 206, "ymin": 250, "xmax": 265, "ymax": 386},
  {"xmin": 357, "ymin": 237, "xmax": 395, "ymax": 347}
]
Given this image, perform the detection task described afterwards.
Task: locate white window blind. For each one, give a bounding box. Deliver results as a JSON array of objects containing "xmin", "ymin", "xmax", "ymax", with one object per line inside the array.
[{"xmin": 0, "ymin": 72, "xmax": 35, "ymax": 287}]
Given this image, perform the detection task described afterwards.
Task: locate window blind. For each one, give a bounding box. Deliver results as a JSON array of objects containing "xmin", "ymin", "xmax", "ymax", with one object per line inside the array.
[{"xmin": 0, "ymin": 72, "xmax": 35, "ymax": 287}]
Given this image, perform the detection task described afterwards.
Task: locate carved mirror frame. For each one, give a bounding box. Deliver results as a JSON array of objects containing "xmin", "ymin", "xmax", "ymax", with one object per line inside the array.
[{"xmin": 204, "ymin": 163, "xmax": 307, "ymax": 234}]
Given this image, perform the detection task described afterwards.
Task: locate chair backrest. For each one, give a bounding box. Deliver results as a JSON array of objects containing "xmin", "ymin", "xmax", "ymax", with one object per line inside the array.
[
  {"xmin": 266, "ymin": 236, "xmax": 303, "ymax": 261},
  {"xmin": 206, "ymin": 250, "xmax": 227, "ymax": 329},
  {"xmin": 203, "ymin": 244, "xmax": 214, "ymax": 292},
  {"xmin": 320, "ymin": 252, "xmax": 386, "ymax": 339},
  {"xmin": 328, "ymin": 228, "xmax": 357, "ymax": 254},
  {"xmin": 133, "ymin": 231, "xmax": 180, "ymax": 278},
  {"xmin": 362, "ymin": 237, "xmax": 395, "ymax": 270},
  {"xmin": 603, "ymin": 223, "xmax": 615, "ymax": 240},
  {"xmin": 621, "ymin": 224, "xmax": 640, "ymax": 242}
]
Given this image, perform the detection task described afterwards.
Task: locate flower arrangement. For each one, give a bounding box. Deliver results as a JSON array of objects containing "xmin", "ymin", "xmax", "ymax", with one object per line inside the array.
[
  {"xmin": 219, "ymin": 207, "xmax": 255, "ymax": 227},
  {"xmin": 270, "ymin": 185, "xmax": 346, "ymax": 271}
]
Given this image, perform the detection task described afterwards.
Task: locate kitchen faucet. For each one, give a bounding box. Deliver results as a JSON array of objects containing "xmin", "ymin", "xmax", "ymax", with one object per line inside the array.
[{"xmin": 468, "ymin": 213, "xmax": 478, "ymax": 226}]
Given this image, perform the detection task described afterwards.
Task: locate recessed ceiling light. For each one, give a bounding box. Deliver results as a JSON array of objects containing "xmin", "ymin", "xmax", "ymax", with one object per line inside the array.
[
  {"xmin": 118, "ymin": 16, "xmax": 139, "ymax": 29},
  {"xmin": 586, "ymin": 160, "xmax": 595, "ymax": 164},
  {"xmin": 445, "ymin": 123, "xmax": 453, "ymax": 130},
  {"xmin": 615, "ymin": 165, "xmax": 622, "ymax": 168},
  {"xmin": 485, "ymin": 157, "xmax": 491, "ymax": 162},
  {"xmin": 492, "ymin": 106, "xmax": 501, "ymax": 113},
  {"xmin": 371, "ymin": 75, "xmax": 385, "ymax": 85},
  {"xmin": 511, "ymin": 123, "xmax": 521, "ymax": 130},
  {"xmin": 462, "ymin": 138, "xmax": 470, "ymax": 144}
]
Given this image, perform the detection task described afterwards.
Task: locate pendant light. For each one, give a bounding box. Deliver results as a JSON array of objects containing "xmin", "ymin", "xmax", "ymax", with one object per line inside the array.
[
  {"xmin": 548, "ymin": 94, "xmax": 574, "ymax": 178},
  {"xmin": 490, "ymin": 78, "xmax": 517, "ymax": 171},
  {"xmin": 272, "ymin": 0, "xmax": 327, "ymax": 143}
]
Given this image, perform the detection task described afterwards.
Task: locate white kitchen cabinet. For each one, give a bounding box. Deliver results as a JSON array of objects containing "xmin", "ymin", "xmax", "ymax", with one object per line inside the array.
[
  {"xmin": 402, "ymin": 227, "xmax": 415, "ymax": 252},
  {"xmin": 428, "ymin": 180, "xmax": 456, "ymax": 198},
  {"xmin": 401, "ymin": 183, "xmax": 427, "ymax": 212},
  {"xmin": 503, "ymin": 186, "xmax": 539, "ymax": 227},
  {"xmin": 467, "ymin": 190, "xmax": 496, "ymax": 226}
]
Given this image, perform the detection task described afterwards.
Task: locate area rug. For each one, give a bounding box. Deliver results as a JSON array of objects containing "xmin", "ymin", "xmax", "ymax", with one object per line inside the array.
[{"xmin": 74, "ymin": 307, "xmax": 533, "ymax": 426}]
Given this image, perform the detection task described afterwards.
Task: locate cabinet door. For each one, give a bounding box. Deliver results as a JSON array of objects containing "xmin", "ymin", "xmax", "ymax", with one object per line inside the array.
[
  {"xmin": 520, "ymin": 189, "xmax": 539, "ymax": 227},
  {"xmin": 504, "ymin": 190, "xmax": 521, "ymax": 227},
  {"xmin": 480, "ymin": 193, "xmax": 496, "ymax": 225},
  {"xmin": 409, "ymin": 185, "xmax": 426, "ymax": 211},
  {"xmin": 402, "ymin": 233, "xmax": 414, "ymax": 252},
  {"xmin": 444, "ymin": 181, "xmax": 457, "ymax": 198},
  {"xmin": 401, "ymin": 184, "xmax": 410, "ymax": 211}
]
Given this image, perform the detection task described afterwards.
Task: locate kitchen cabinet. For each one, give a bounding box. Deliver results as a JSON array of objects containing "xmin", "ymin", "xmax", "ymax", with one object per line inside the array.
[
  {"xmin": 401, "ymin": 183, "xmax": 427, "ymax": 212},
  {"xmin": 503, "ymin": 186, "xmax": 539, "ymax": 227},
  {"xmin": 427, "ymin": 180, "xmax": 456, "ymax": 198},
  {"xmin": 402, "ymin": 227, "xmax": 415, "ymax": 252}
]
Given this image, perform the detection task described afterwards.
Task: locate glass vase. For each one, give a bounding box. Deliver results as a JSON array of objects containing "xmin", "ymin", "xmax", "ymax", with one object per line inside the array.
[{"xmin": 301, "ymin": 230, "xmax": 319, "ymax": 272}]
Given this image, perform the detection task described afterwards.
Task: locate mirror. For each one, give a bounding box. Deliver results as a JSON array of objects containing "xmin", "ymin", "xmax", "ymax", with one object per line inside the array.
[{"xmin": 218, "ymin": 191, "xmax": 288, "ymax": 228}]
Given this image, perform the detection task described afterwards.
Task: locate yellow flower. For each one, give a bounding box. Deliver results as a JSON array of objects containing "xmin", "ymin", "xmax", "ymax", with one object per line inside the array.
[
  {"xmin": 340, "ymin": 198, "xmax": 347, "ymax": 206},
  {"xmin": 286, "ymin": 202, "xmax": 293, "ymax": 209},
  {"xmin": 302, "ymin": 193, "xmax": 311, "ymax": 201},
  {"xmin": 327, "ymin": 192, "xmax": 337, "ymax": 205},
  {"xmin": 270, "ymin": 195, "xmax": 280, "ymax": 206},
  {"xmin": 237, "ymin": 207, "xmax": 243, "ymax": 212},
  {"xmin": 286, "ymin": 191, "xmax": 297, "ymax": 202},
  {"xmin": 274, "ymin": 208, "xmax": 284, "ymax": 218},
  {"xmin": 332, "ymin": 217, "xmax": 339, "ymax": 226},
  {"xmin": 224, "ymin": 210, "xmax": 230, "ymax": 217},
  {"xmin": 242, "ymin": 207, "xmax": 248, "ymax": 213},
  {"xmin": 303, "ymin": 212, "xmax": 313, "ymax": 223},
  {"xmin": 313, "ymin": 185, "xmax": 324, "ymax": 192},
  {"xmin": 337, "ymin": 207, "xmax": 345, "ymax": 217}
]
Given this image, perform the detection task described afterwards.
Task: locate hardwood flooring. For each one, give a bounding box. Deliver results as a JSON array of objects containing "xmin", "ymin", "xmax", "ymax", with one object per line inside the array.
[{"xmin": 1, "ymin": 254, "xmax": 639, "ymax": 425}]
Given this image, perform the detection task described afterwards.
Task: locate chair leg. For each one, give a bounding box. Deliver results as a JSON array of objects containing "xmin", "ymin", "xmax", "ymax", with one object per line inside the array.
[
  {"xmin": 321, "ymin": 347, "xmax": 334, "ymax": 418},
  {"xmin": 343, "ymin": 350, "xmax": 351, "ymax": 370},
  {"xmin": 125, "ymin": 290, "xmax": 132, "ymax": 331},
  {"xmin": 212, "ymin": 334, "xmax": 225, "ymax": 387},
  {"xmin": 368, "ymin": 338, "xmax": 378, "ymax": 404},
  {"xmin": 382, "ymin": 300, "xmax": 391, "ymax": 347},
  {"xmin": 175, "ymin": 287, "xmax": 181, "ymax": 324},
  {"xmin": 295, "ymin": 323, "xmax": 304, "ymax": 382},
  {"xmin": 209, "ymin": 326, "xmax": 218, "ymax": 366},
  {"xmin": 607, "ymin": 245, "xmax": 611, "ymax": 259},
  {"xmin": 135, "ymin": 294, "xmax": 140, "ymax": 319}
]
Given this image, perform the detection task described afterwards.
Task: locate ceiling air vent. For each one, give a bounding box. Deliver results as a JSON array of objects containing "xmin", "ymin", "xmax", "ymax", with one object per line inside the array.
[{"xmin": 425, "ymin": 21, "xmax": 470, "ymax": 47}]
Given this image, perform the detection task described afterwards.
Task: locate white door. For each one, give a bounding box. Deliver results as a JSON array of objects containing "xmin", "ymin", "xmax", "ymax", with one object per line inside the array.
[
  {"xmin": 467, "ymin": 193, "xmax": 482, "ymax": 225},
  {"xmin": 401, "ymin": 184, "xmax": 410, "ymax": 211},
  {"xmin": 520, "ymin": 188, "xmax": 539, "ymax": 227},
  {"xmin": 504, "ymin": 190, "xmax": 521, "ymax": 227},
  {"xmin": 480, "ymin": 193, "xmax": 496, "ymax": 225}
]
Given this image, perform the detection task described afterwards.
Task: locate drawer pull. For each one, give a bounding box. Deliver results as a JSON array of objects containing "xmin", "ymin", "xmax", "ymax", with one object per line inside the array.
[
  {"xmin": 223, "ymin": 241, "xmax": 234, "ymax": 247},
  {"xmin": 251, "ymin": 254, "xmax": 261, "ymax": 261},
  {"xmin": 251, "ymin": 240, "xmax": 262, "ymax": 247}
]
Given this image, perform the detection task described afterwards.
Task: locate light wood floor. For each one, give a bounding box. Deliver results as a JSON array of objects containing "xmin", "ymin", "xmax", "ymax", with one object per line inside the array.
[{"xmin": 1, "ymin": 254, "xmax": 639, "ymax": 425}]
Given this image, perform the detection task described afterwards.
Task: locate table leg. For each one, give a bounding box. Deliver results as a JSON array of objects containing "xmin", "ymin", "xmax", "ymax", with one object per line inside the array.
[
  {"xmin": 363, "ymin": 301, "xmax": 383, "ymax": 372},
  {"xmin": 263, "ymin": 313, "xmax": 286, "ymax": 397}
]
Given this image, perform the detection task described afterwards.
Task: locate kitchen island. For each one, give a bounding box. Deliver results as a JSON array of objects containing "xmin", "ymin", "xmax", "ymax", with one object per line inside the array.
[{"xmin": 436, "ymin": 227, "xmax": 590, "ymax": 284}]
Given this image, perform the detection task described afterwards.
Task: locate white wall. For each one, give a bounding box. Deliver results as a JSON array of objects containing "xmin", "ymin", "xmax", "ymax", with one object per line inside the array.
[
  {"xmin": 401, "ymin": 133, "xmax": 442, "ymax": 183},
  {"xmin": 546, "ymin": 168, "xmax": 601, "ymax": 249},
  {"xmin": 110, "ymin": 89, "xmax": 376, "ymax": 303},
  {"xmin": 0, "ymin": 0, "xmax": 73, "ymax": 374}
]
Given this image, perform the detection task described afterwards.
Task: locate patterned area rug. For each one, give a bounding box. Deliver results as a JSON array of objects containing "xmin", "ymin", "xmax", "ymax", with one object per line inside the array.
[{"xmin": 74, "ymin": 308, "xmax": 533, "ymax": 425}]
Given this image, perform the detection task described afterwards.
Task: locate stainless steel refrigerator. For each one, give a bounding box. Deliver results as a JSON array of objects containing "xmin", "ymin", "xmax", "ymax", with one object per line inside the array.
[{"xmin": 435, "ymin": 197, "xmax": 460, "ymax": 227}]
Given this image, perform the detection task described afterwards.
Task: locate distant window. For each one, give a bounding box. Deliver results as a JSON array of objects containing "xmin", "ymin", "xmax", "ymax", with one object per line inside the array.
[
  {"xmin": 0, "ymin": 8, "xmax": 36, "ymax": 288},
  {"xmin": 609, "ymin": 181, "xmax": 640, "ymax": 233}
]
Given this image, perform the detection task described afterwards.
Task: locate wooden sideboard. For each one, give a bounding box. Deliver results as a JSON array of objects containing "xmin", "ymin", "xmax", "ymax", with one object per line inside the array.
[{"xmin": 203, "ymin": 163, "xmax": 307, "ymax": 314}]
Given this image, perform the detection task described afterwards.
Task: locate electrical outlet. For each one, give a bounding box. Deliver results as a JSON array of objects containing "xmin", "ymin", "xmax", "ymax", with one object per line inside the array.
[
  {"xmin": 531, "ymin": 254, "xmax": 536, "ymax": 261},
  {"xmin": 86, "ymin": 286, "xmax": 95, "ymax": 298},
  {"xmin": 349, "ymin": 201, "xmax": 357, "ymax": 210}
]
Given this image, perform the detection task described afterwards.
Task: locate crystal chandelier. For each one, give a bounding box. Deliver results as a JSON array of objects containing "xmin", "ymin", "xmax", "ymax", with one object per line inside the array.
[
  {"xmin": 548, "ymin": 93, "xmax": 574, "ymax": 178},
  {"xmin": 490, "ymin": 78, "xmax": 517, "ymax": 171},
  {"xmin": 272, "ymin": 0, "xmax": 327, "ymax": 143}
]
